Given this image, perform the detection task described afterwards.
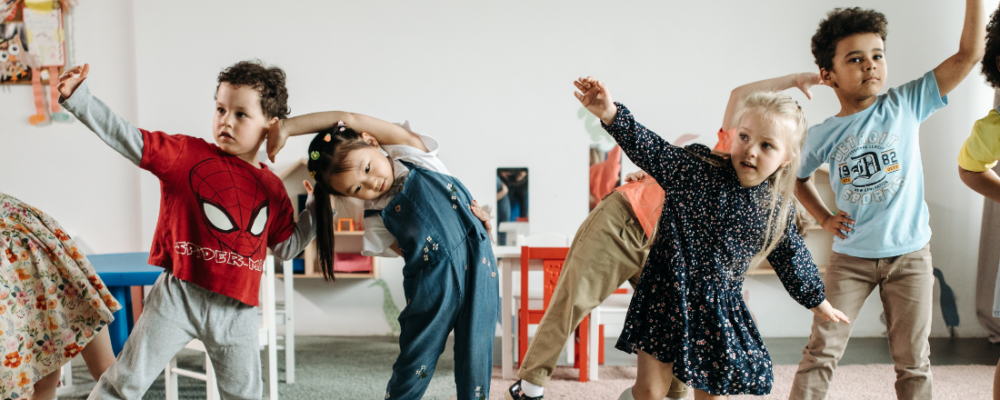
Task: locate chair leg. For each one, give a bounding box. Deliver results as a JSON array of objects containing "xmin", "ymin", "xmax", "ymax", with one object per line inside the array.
[
  {"xmin": 517, "ymin": 309, "xmax": 527, "ymax": 365},
  {"xmin": 281, "ymin": 260, "xmax": 295, "ymax": 384},
  {"xmin": 599, "ymin": 324, "xmax": 605, "ymax": 365},
  {"xmin": 165, "ymin": 357, "xmax": 178, "ymax": 400},
  {"xmin": 578, "ymin": 315, "xmax": 589, "ymax": 383},
  {"xmin": 589, "ymin": 316, "xmax": 600, "ymax": 381}
]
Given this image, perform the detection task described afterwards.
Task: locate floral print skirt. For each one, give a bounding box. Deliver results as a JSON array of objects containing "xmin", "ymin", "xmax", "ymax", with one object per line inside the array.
[{"xmin": 0, "ymin": 192, "xmax": 120, "ymax": 399}]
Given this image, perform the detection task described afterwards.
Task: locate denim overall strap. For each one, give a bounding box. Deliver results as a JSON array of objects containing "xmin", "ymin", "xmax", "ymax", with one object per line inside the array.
[{"xmin": 380, "ymin": 161, "xmax": 499, "ymax": 400}]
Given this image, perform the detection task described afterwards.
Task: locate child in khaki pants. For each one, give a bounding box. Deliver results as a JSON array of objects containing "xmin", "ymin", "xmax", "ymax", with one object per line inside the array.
[
  {"xmin": 791, "ymin": 3, "xmax": 986, "ymax": 399},
  {"xmin": 506, "ymin": 70, "xmax": 826, "ymax": 400},
  {"xmin": 956, "ymin": 7, "xmax": 1000, "ymax": 399}
]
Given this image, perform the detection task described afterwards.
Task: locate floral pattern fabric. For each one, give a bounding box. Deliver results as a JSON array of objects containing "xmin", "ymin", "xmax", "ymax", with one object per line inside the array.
[
  {"xmin": 0, "ymin": 192, "xmax": 119, "ymax": 399},
  {"xmin": 604, "ymin": 104, "xmax": 825, "ymax": 396}
]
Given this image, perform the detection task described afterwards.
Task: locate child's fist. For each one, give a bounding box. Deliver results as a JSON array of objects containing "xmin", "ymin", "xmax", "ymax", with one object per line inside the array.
[
  {"xmin": 625, "ymin": 170, "xmax": 649, "ymax": 182},
  {"xmin": 811, "ymin": 300, "xmax": 850, "ymax": 324},
  {"xmin": 56, "ymin": 64, "xmax": 89, "ymax": 100},
  {"xmin": 469, "ymin": 200, "xmax": 492, "ymax": 237},
  {"xmin": 266, "ymin": 119, "xmax": 288, "ymax": 163}
]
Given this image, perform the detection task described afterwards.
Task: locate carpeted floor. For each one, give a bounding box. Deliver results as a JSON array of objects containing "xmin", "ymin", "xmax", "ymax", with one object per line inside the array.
[
  {"xmin": 56, "ymin": 336, "xmax": 996, "ymax": 399},
  {"xmin": 477, "ymin": 364, "xmax": 995, "ymax": 400}
]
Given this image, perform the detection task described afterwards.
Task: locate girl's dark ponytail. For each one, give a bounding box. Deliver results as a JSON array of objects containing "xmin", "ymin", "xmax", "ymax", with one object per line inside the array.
[
  {"xmin": 306, "ymin": 123, "xmax": 375, "ymax": 281},
  {"xmin": 312, "ymin": 181, "xmax": 337, "ymax": 281}
]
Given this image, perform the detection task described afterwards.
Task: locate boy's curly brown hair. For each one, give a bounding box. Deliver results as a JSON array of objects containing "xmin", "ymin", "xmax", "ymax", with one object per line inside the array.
[
  {"xmin": 982, "ymin": 9, "xmax": 1000, "ymax": 88},
  {"xmin": 216, "ymin": 60, "xmax": 290, "ymax": 120},
  {"xmin": 811, "ymin": 8, "xmax": 888, "ymax": 72}
]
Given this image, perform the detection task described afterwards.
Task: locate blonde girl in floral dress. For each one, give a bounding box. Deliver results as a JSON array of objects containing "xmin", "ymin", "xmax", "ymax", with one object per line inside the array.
[{"xmin": 0, "ymin": 192, "xmax": 120, "ymax": 400}]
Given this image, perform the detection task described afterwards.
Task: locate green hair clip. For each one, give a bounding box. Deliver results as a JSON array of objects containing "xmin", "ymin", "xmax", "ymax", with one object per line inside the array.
[{"xmin": 310, "ymin": 151, "xmax": 320, "ymax": 160}]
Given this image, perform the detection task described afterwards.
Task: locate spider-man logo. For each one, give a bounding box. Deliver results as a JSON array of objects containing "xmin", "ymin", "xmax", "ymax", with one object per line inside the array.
[{"xmin": 189, "ymin": 159, "xmax": 269, "ymax": 259}]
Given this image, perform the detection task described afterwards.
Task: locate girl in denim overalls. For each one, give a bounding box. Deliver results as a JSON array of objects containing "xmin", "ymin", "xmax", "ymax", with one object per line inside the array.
[{"xmin": 269, "ymin": 111, "xmax": 499, "ymax": 400}]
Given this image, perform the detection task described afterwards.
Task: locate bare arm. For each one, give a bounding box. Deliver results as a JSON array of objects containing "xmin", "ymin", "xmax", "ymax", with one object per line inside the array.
[
  {"xmin": 497, "ymin": 181, "xmax": 508, "ymax": 200},
  {"xmin": 266, "ymin": 111, "xmax": 428, "ymax": 162},
  {"xmin": 934, "ymin": 0, "xmax": 987, "ymax": 97},
  {"xmin": 959, "ymin": 166, "xmax": 1000, "ymax": 203},
  {"xmin": 795, "ymin": 176, "xmax": 854, "ymax": 239},
  {"xmin": 722, "ymin": 73, "xmax": 824, "ymax": 130}
]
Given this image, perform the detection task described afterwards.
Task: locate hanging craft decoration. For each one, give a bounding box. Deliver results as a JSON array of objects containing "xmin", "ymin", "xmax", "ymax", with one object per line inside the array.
[{"xmin": 0, "ymin": 0, "xmax": 75, "ymax": 125}]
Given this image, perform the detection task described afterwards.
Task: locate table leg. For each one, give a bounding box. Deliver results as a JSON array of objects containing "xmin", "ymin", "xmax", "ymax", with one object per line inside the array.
[
  {"xmin": 107, "ymin": 286, "xmax": 129, "ymax": 356},
  {"xmin": 124, "ymin": 285, "xmax": 135, "ymax": 335},
  {"xmin": 502, "ymin": 258, "xmax": 514, "ymax": 380}
]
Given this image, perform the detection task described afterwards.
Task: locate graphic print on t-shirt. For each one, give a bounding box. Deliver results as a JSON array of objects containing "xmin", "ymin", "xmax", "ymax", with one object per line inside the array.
[
  {"xmin": 188, "ymin": 159, "xmax": 269, "ymax": 259},
  {"xmin": 834, "ymin": 130, "xmax": 905, "ymax": 205}
]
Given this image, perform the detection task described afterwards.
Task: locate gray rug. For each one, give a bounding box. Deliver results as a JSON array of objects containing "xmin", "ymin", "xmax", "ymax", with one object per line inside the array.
[{"xmin": 59, "ymin": 336, "xmax": 463, "ymax": 400}]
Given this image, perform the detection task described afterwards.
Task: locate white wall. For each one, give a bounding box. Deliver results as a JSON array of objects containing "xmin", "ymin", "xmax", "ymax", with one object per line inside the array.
[
  {"xmin": 5, "ymin": 0, "xmax": 990, "ymax": 337},
  {"xmin": 0, "ymin": 0, "xmax": 142, "ymax": 253}
]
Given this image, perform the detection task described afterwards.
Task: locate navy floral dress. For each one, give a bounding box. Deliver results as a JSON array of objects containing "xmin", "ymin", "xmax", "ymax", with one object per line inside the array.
[{"xmin": 607, "ymin": 103, "xmax": 825, "ymax": 396}]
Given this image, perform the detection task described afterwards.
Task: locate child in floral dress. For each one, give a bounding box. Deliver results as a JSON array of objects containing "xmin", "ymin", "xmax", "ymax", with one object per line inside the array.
[
  {"xmin": 0, "ymin": 192, "xmax": 120, "ymax": 400},
  {"xmin": 574, "ymin": 77, "xmax": 849, "ymax": 399}
]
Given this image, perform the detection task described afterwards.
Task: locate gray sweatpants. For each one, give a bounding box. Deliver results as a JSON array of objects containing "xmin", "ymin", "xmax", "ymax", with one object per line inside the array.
[{"xmin": 89, "ymin": 272, "xmax": 261, "ymax": 400}]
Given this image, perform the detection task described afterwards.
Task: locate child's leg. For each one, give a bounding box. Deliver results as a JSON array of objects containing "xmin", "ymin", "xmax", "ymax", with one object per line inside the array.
[
  {"xmin": 454, "ymin": 239, "xmax": 499, "ymax": 400},
  {"xmin": 200, "ymin": 293, "xmax": 262, "ymax": 400},
  {"xmin": 879, "ymin": 245, "xmax": 934, "ymax": 399},
  {"xmin": 518, "ymin": 191, "xmax": 644, "ymax": 388},
  {"xmin": 27, "ymin": 369, "xmax": 61, "ymax": 400},
  {"xmin": 789, "ymin": 252, "xmax": 878, "ymax": 400},
  {"xmin": 88, "ymin": 273, "xmax": 197, "ymax": 400},
  {"xmin": 633, "ymin": 350, "xmax": 675, "ymax": 400},
  {"xmin": 384, "ymin": 259, "xmax": 461, "ymax": 400},
  {"xmin": 80, "ymin": 325, "xmax": 115, "ymax": 380},
  {"xmin": 29, "ymin": 68, "xmax": 47, "ymax": 125}
]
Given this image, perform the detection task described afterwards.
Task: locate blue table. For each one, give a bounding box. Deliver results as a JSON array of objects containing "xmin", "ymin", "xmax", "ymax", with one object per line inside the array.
[{"xmin": 89, "ymin": 252, "xmax": 163, "ymax": 356}]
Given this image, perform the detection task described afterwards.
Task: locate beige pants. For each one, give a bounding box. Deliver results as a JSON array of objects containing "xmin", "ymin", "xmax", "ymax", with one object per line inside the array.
[
  {"xmin": 516, "ymin": 191, "xmax": 688, "ymax": 399},
  {"xmin": 789, "ymin": 244, "xmax": 934, "ymax": 400}
]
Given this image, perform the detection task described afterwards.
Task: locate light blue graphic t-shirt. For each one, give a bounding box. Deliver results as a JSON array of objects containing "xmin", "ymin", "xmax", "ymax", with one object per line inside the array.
[{"xmin": 798, "ymin": 70, "xmax": 947, "ymax": 258}]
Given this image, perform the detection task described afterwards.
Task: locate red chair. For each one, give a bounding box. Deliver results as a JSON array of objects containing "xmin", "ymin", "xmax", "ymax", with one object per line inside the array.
[{"xmin": 518, "ymin": 246, "xmax": 598, "ymax": 382}]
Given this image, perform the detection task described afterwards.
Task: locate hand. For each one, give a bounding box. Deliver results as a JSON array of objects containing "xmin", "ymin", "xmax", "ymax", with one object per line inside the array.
[
  {"xmin": 266, "ymin": 119, "xmax": 289, "ymax": 163},
  {"xmin": 794, "ymin": 72, "xmax": 825, "ymax": 100},
  {"xmin": 302, "ymin": 180, "xmax": 315, "ymax": 208},
  {"xmin": 470, "ymin": 200, "xmax": 492, "ymax": 237},
  {"xmin": 56, "ymin": 64, "xmax": 89, "ymax": 100},
  {"xmin": 624, "ymin": 170, "xmax": 649, "ymax": 182},
  {"xmin": 811, "ymin": 300, "xmax": 850, "ymax": 324},
  {"xmin": 821, "ymin": 210, "xmax": 854, "ymax": 239},
  {"xmin": 573, "ymin": 76, "xmax": 617, "ymax": 125}
]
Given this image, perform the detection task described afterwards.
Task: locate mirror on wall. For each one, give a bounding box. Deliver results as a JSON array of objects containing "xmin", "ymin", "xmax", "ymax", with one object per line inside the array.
[{"xmin": 496, "ymin": 167, "xmax": 528, "ymax": 246}]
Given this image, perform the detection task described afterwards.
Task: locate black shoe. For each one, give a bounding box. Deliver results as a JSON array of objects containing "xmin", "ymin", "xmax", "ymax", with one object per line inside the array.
[{"xmin": 505, "ymin": 380, "xmax": 544, "ymax": 400}]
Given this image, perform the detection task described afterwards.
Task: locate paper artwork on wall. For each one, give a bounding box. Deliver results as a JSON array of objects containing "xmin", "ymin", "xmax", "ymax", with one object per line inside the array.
[{"xmin": 0, "ymin": 0, "xmax": 73, "ymax": 125}]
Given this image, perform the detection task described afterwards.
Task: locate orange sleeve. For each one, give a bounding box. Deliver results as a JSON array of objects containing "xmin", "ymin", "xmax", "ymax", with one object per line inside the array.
[{"xmin": 713, "ymin": 128, "xmax": 736, "ymax": 153}]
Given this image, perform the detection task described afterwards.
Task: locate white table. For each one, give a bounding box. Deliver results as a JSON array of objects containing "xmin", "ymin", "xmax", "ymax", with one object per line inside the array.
[{"xmin": 492, "ymin": 244, "xmax": 522, "ymax": 380}]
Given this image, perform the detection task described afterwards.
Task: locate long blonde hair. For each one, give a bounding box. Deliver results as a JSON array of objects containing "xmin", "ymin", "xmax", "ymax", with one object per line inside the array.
[{"xmin": 731, "ymin": 91, "xmax": 808, "ymax": 269}]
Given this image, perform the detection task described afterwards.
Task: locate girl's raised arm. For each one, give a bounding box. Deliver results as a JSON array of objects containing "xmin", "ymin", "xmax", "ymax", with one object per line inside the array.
[
  {"xmin": 575, "ymin": 77, "xmax": 687, "ymax": 186},
  {"xmin": 267, "ymin": 111, "xmax": 427, "ymax": 162}
]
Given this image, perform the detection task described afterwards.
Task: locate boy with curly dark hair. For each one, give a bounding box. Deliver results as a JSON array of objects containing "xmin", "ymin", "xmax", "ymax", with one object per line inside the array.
[
  {"xmin": 957, "ymin": 7, "xmax": 1000, "ymax": 400},
  {"xmin": 792, "ymin": 2, "xmax": 987, "ymax": 399},
  {"xmin": 55, "ymin": 60, "xmax": 315, "ymax": 400}
]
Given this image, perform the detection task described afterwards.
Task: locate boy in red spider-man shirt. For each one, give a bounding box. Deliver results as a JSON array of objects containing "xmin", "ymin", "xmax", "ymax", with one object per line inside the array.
[{"xmin": 57, "ymin": 61, "xmax": 314, "ymax": 400}]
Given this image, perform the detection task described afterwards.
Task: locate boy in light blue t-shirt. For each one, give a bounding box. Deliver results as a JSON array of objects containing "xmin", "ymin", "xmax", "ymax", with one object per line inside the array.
[{"xmin": 790, "ymin": 4, "xmax": 986, "ymax": 400}]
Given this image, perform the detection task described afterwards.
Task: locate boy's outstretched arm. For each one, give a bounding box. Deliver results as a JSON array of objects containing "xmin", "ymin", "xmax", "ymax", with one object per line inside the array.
[
  {"xmin": 959, "ymin": 166, "xmax": 1000, "ymax": 203},
  {"xmin": 58, "ymin": 64, "xmax": 144, "ymax": 166},
  {"xmin": 722, "ymin": 73, "xmax": 824, "ymax": 131},
  {"xmin": 934, "ymin": 0, "xmax": 988, "ymax": 97},
  {"xmin": 266, "ymin": 111, "xmax": 427, "ymax": 162}
]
